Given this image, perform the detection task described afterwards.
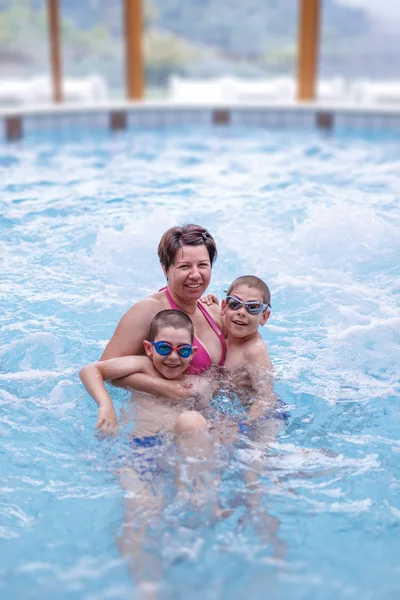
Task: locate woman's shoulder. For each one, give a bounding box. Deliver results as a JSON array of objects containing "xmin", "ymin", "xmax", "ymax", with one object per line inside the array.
[
  {"xmin": 148, "ymin": 289, "xmax": 168, "ymax": 303},
  {"xmin": 122, "ymin": 293, "xmax": 165, "ymax": 322}
]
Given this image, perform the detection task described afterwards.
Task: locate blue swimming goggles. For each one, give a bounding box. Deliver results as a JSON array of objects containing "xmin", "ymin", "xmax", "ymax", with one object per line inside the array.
[
  {"xmin": 151, "ymin": 341, "xmax": 193, "ymax": 358},
  {"xmin": 225, "ymin": 295, "xmax": 271, "ymax": 315}
]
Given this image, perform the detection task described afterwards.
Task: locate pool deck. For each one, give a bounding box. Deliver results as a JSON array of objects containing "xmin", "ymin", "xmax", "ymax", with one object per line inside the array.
[{"xmin": 2, "ymin": 99, "xmax": 400, "ymax": 141}]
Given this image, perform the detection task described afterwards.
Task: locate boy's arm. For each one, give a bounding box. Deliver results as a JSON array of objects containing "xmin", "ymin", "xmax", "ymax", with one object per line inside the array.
[
  {"xmin": 245, "ymin": 340, "xmax": 273, "ymax": 371},
  {"xmin": 86, "ymin": 356, "xmax": 153, "ymax": 382},
  {"xmin": 79, "ymin": 356, "xmax": 152, "ymax": 434},
  {"xmin": 243, "ymin": 344, "xmax": 275, "ymax": 420},
  {"xmin": 111, "ymin": 372, "xmax": 192, "ymax": 403}
]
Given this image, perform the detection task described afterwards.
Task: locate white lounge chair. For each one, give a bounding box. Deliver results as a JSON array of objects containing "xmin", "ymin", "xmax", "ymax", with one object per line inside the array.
[
  {"xmin": 350, "ymin": 79, "xmax": 400, "ymax": 105},
  {"xmin": 222, "ymin": 76, "xmax": 295, "ymax": 103},
  {"xmin": 29, "ymin": 74, "xmax": 109, "ymax": 104},
  {"xmin": 168, "ymin": 75, "xmax": 226, "ymax": 103},
  {"xmin": 0, "ymin": 79, "xmax": 32, "ymax": 105}
]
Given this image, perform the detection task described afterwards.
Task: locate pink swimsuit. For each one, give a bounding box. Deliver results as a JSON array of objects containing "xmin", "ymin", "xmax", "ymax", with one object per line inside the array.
[{"xmin": 163, "ymin": 287, "xmax": 226, "ymax": 374}]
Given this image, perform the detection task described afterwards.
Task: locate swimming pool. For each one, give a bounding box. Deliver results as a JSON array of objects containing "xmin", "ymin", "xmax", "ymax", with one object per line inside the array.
[{"xmin": 1, "ymin": 127, "xmax": 399, "ymax": 599}]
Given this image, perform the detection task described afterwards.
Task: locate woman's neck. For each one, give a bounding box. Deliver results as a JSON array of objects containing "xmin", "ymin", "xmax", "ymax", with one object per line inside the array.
[{"xmin": 167, "ymin": 286, "xmax": 198, "ymax": 316}]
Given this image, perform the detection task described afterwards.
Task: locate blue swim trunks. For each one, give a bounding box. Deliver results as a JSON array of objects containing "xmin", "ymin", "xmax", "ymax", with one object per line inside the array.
[
  {"xmin": 238, "ymin": 399, "xmax": 290, "ymax": 436},
  {"xmin": 128, "ymin": 435, "xmax": 164, "ymax": 449},
  {"xmin": 123, "ymin": 434, "xmax": 164, "ymax": 479}
]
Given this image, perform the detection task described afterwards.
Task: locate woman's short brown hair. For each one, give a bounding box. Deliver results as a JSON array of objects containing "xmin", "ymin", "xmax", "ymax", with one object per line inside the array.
[{"xmin": 158, "ymin": 224, "xmax": 217, "ymax": 271}]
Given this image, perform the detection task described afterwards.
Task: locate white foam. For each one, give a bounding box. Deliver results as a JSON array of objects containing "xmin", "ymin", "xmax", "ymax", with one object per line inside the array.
[
  {"xmin": 0, "ymin": 369, "xmax": 75, "ymax": 381},
  {"xmin": 304, "ymin": 497, "xmax": 373, "ymax": 514},
  {"xmin": 329, "ymin": 316, "xmax": 400, "ymax": 340}
]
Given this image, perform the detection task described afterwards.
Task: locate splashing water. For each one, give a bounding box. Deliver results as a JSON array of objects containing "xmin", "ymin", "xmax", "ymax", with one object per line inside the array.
[{"xmin": 1, "ymin": 128, "xmax": 399, "ymax": 600}]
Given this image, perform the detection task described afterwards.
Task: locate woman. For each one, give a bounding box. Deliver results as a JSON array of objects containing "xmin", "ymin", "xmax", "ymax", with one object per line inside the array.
[
  {"xmin": 98, "ymin": 226, "xmax": 281, "ymax": 585},
  {"xmin": 98, "ymin": 225, "xmax": 227, "ymax": 587},
  {"xmin": 100, "ymin": 224, "xmax": 226, "ymax": 399}
]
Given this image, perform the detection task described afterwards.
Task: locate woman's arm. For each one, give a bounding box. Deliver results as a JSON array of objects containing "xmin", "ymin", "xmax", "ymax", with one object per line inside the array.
[
  {"xmin": 200, "ymin": 293, "xmax": 219, "ymax": 306},
  {"xmin": 100, "ymin": 298, "xmax": 160, "ymax": 360}
]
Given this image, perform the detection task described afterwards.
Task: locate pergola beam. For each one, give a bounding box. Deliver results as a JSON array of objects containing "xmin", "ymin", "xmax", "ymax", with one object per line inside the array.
[
  {"xmin": 47, "ymin": 0, "xmax": 63, "ymax": 103},
  {"xmin": 124, "ymin": 0, "xmax": 144, "ymax": 99},
  {"xmin": 45, "ymin": 1, "xmax": 319, "ymax": 106},
  {"xmin": 297, "ymin": 0, "xmax": 320, "ymax": 101}
]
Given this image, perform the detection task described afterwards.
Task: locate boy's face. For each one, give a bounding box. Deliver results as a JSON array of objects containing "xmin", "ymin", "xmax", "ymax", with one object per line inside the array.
[
  {"xmin": 221, "ymin": 284, "xmax": 270, "ymax": 339},
  {"xmin": 143, "ymin": 326, "xmax": 196, "ymax": 380}
]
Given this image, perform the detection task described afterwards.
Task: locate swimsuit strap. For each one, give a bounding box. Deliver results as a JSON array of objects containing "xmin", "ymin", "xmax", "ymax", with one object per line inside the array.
[
  {"xmin": 197, "ymin": 301, "xmax": 224, "ymax": 340},
  {"xmin": 198, "ymin": 302, "xmax": 227, "ymax": 366},
  {"xmin": 162, "ymin": 286, "xmax": 227, "ymax": 367},
  {"xmin": 163, "ymin": 287, "xmax": 179, "ymax": 310},
  {"xmin": 164, "ymin": 286, "xmax": 220, "ymax": 336}
]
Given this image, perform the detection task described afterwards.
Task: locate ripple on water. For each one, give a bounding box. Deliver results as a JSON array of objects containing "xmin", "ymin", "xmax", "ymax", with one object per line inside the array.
[{"xmin": 1, "ymin": 128, "xmax": 399, "ymax": 600}]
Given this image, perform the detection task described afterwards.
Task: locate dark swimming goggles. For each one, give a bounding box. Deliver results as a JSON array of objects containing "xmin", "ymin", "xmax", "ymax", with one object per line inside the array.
[
  {"xmin": 151, "ymin": 341, "xmax": 193, "ymax": 358},
  {"xmin": 225, "ymin": 295, "xmax": 271, "ymax": 315}
]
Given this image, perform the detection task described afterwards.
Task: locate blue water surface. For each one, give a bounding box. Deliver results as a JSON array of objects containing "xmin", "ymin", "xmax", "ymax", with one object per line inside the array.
[{"xmin": 1, "ymin": 127, "xmax": 400, "ymax": 600}]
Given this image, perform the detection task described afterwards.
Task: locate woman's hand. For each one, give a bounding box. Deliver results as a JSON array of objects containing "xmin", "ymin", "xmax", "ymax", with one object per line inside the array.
[
  {"xmin": 200, "ymin": 293, "xmax": 219, "ymax": 306},
  {"xmin": 96, "ymin": 404, "xmax": 119, "ymax": 436}
]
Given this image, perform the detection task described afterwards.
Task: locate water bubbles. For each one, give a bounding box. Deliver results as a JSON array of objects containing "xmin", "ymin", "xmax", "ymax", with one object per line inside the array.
[{"xmin": 2, "ymin": 128, "xmax": 400, "ymax": 599}]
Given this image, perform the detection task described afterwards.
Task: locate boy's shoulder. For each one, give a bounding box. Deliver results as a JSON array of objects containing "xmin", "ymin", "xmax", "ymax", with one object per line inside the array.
[
  {"xmin": 243, "ymin": 336, "xmax": 272, "ymax": 369},
  {"xmin": 135, "ymin": 355, "xmax": 162, "ymax": 377},
  {"xmin": 114, "ymin": 354, "xmax": 160, "ymax": 377}
]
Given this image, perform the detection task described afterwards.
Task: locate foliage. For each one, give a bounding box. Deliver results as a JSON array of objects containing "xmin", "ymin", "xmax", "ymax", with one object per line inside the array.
[{"xmin": 0, "ymin": 0, "xmax": 398, "ymax": 84}]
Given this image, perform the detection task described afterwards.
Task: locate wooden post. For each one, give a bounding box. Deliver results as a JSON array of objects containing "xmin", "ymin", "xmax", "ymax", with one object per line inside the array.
[
  {"xmin": 124, "ymin": 0, "xmax": 144, "ymax": 99},
  {"xmin": 297, "ymin": 0, "xmax": 320, "ymax": 101},
  {"xmin": 47, "ymin": 0, "xmax": 63, "ymax": 103}
]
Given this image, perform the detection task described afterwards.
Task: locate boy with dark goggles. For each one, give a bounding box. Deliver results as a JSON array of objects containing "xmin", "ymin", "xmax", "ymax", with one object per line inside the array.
[
  {"xmin": 225, "ymin": 295, "xmax": 271, "ymax": 315},
  {"xmin": 151, "ymin": 340, "xmax": 193, "ymax": 358}
]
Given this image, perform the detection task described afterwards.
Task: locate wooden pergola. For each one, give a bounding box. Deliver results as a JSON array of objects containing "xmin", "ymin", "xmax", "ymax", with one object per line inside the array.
[{"xmin": 47, "ymin": 0, "xmax": 319, "ymax": 103}]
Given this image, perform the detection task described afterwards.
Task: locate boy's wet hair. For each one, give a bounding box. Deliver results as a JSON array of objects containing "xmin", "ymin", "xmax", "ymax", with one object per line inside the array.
[
  {"xmin": 227, "ymin": 275, "xmax": 271, "ymax": 306},
  {"xmin": 149, "ymin": 309, "xmax": 194, "ymax": 341}
]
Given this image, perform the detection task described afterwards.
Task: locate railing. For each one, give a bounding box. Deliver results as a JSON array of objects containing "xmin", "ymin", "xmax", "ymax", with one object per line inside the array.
[
  {"xmin": 4, "ymin": 2, "xmax": 400, "ymax": 107},
  {"xmin": 44, "ymin": 0, "xmax": 320, "ymax": 104}
]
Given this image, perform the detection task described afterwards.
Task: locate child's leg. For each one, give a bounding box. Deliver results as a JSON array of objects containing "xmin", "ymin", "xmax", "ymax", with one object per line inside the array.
[
  {"xmin": 240, "ymin": 416, "xmax": 287, "ymax": 560},
  {"xmin": 174, "ymin": 411, "xmax": 219, "ymax": 513},
  {"xmin": 174, "ymin": 410, "xmax": 208, "ymax": 437},
  {"xmin": 116, "ymin": 465, "xmax": 164, "ymax": 598}
]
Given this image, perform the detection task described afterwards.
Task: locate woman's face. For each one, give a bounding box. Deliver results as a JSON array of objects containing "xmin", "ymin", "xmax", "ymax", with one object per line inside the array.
[{"xmin": 165, "ymin": 244, "xmax": 212, "ymax": 301}]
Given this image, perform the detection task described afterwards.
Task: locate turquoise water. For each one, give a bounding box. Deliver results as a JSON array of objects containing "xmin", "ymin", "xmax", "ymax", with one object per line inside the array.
[{"xmin": 1, "ymin": 128, "xmax": 400, "ymax": 599}]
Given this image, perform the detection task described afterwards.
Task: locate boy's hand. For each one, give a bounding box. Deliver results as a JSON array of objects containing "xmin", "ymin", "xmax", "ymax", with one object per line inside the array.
[
  {"xmin": 200, "ymin": 293, "xmax": 219, "ymax": 306},
  {"xmin": 156, "ymin": 381, "xmax": 192, "ymax": 403},
  {"xmin": 247, "ymin": 400, "xmax": 265, "ymax": 421},
  {"xmin": 172, "ymin": 382, "xmax": 192, "ymax": 402},
  {"xmin": 96, "ymin": 404, "xmax": 119, "ymax": 436}
]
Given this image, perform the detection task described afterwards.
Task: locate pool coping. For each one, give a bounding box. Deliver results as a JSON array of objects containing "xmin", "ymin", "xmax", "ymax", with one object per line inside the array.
[{"xmin": 2, "ymin": 99, "xmax": 400, "ymax": 141}]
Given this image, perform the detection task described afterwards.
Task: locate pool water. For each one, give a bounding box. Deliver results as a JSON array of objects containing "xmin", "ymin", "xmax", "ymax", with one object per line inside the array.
[{"xmin": 1, "ymin": 128, "xmax": 399, "ymax": 600}]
